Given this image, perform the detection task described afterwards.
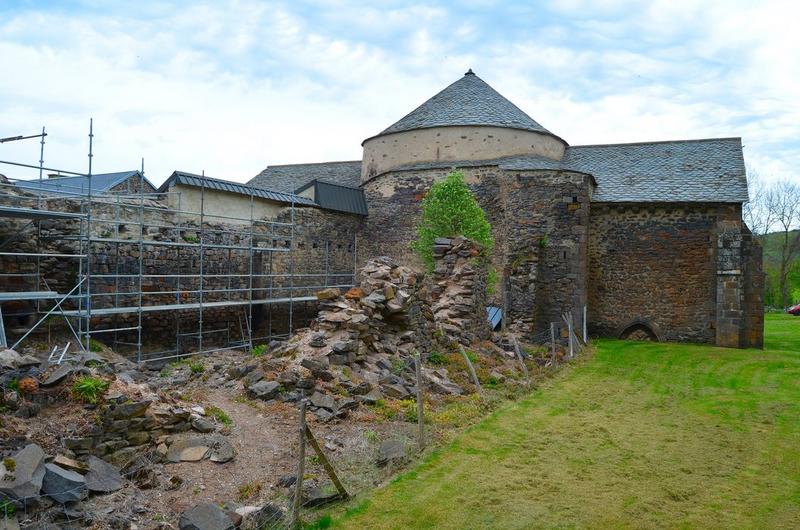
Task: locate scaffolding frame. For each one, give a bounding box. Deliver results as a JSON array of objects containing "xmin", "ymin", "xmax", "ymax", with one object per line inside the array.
[{"xmin": 0, "ymin": 124, "xmax": 357, "ymax": 364}]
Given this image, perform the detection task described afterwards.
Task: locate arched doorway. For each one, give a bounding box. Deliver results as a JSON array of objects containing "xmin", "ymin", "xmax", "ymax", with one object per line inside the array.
[{"xmin": 617, "ymin": 319, "xmax": 661, "ymax": 341}]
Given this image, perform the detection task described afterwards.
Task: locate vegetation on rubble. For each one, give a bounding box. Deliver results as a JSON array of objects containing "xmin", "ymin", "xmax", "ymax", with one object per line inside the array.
[
  {"xmin": 332, "ymin": 314, "xmax": 800, "ymax": 529},
  {"xmin": 251, "ymin": 344, "xmax": 268, "ymax": 357},
  {"xmin": 0, "ymin": 499, "xmax": 16, "ymax": 518},
  {"xmin": 206, "ymin": 405, "xmax": 232, "ymax": 426},
  {"xmin": 71, "ymin": 376, "xmax": 110, "ymax": 404},
  {"xmin": 411, "ymin": 170, "xmax": 493, "ymax": 270},
  {"xmin": 188, "ymin": 361, "xmax": 205, "ymax": 374}
]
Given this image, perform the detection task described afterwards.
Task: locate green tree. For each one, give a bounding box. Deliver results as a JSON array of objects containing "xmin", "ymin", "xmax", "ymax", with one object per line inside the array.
[{"xmin": 411, "ymin": 170, "xmax": 493, "ymax": 270}]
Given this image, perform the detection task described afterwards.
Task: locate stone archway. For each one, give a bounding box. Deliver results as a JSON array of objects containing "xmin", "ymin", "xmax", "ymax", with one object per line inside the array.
[{"xmin": 616, "ymin": 319, "xmax": 661, "ymax": 341}]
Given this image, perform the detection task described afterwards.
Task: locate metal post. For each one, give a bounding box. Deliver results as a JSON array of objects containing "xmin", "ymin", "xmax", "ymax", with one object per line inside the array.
[
  {"xmin": 288, "ymin": 200, "xmax": 295, "ymax": 336},
  {"xmin": 501, "ymin": 272, "xmax": 508, "ymax": 332},
  {"xmin": 247, "ymin": 189, "xmax": 254, "ymax": 353},
  {"xmin": 198, "ymin": 178, "xmax": 205, "ymax": 355},
  {"xmin": 292, "ymin": 400, "xmax": 307, "ymax": 529},
  {"xmin": 550, "ymin": 322, "xmax": 556, "ymax": 366},
  {"xmin": 137, "ymin": 159, "xmax": 145, "ymax": 364},
  {"xmin": 567, "ymin": 314, "xmax": 574, "ymax": 359},
  {"xmin": 84, "ymin": 118, "xmax": 94, "ymax": 353},
  {"xmin": 583, "ymin": 304, "xmax": 588, "ymax": 344},
  {"xmin": 415, "ymin": 351, "xmax": 425, "ymax": 452}
]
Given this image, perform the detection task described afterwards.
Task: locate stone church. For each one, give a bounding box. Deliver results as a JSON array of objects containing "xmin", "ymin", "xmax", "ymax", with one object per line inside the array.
[{"xmin": 250, "ymin": 70, "xmax": 763, "ymax": 349}]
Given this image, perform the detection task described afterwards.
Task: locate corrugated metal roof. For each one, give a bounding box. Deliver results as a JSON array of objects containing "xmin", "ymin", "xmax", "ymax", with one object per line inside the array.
[
  {"xmin": 14, "ymin": 170, "xmax": 153, "ymax": 196},
  {"xmin": 160, "ymin": 171, "xmax": 316, "ymax": 206},
  {"xmin": 296, "ymin": 180, "xmax": 368, "ymax": 216}
]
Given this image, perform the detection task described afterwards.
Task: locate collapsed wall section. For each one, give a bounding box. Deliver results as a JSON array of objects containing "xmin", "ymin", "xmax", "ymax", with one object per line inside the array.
[{"xmin": 359, "ymin": 166, "xmax": 591, "ymax": 341}]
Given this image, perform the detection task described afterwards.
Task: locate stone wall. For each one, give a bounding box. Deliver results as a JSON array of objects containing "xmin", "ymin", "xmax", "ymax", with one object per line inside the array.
[
  {"xmin": 359, "ymin": 166, "xmax": 591, "ymax": 340},
  {"xmin": 587, "ymin": 202, "xmax": 763, "ymax": 347},
  {"xmin": 361, "ymin": 125, "xmax": 565, "ymax": 182},
  {"xmin": 588, "ymin": 203, "xmax": 719, "ymax": 343},
  {"xmin": 0, "ymin": 191, "xmax": 361, "ymax": 358}
]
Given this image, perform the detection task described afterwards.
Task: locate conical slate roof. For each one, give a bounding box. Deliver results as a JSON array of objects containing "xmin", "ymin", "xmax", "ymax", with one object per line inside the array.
[{"xmin": 372, "ymin": 69, "xmax": 557, "ymax": 140}]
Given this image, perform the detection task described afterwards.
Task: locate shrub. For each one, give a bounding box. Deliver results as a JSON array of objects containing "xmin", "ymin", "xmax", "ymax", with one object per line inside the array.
[
  {"xmin": 206, "ymin": 405, "xmax": 232, "ymax": 426},
  {"xmin": 427, "ymin": 351, "xmax": 447, "ymax": 365},
  {"xmin": 251, "ymin": 344, "xmax": 267, "ymax": 357},
  {"xmin": 89, "ymin": 339, "xmax": 104, "ymax": 352},
  {"xmin": 189, "ymin": 361, "xmax": 205, "ymax": 374},
  {"xmin": 487, "ymin": 266, "xmax": 499, "ymax": 296},
  {"xmin": 411, "ymin": 170, "xmax": 493, "ymax": 270},
  {"xmin": 236, "ymin": 480, "xmax": 262, "ymax": 501},
  {"xmin": 0, "ymin": 498, "xmax": 15, "ymax": 518},
  {"xmin": 71, "ymin": 376, "xmax": 110, "ymax": 404},
  {"xmin": 3, "ymin": 457, "xmax": 16, "ymax": 473}
]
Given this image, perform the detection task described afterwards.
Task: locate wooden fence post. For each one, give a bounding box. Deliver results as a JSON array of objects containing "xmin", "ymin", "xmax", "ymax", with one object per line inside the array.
[
  {"xmin": 512, "ymin": 337, "xmax": 530, "ymax": 387},
  {"xmin": 291, "ymin": 400, "xmax": 307, "ymax": 529},
  {"xmin": 458, "ymin": 344, "xmax": 482, "ymax": 392},
  {"xmin": 304, "ymin": 425, "xmax": 348, "ymax": 500},
  {"xmin": 415, "ymin": 352, "xmax": 425, "ymax": 453}
]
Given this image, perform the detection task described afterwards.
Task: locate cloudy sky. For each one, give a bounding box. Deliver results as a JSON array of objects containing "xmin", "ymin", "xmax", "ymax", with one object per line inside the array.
[{"xmin": 1, "ymin": 0, "xmax": 798, "ymax": 187}]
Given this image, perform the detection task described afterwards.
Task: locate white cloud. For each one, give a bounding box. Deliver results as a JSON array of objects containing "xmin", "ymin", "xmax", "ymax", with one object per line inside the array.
[{"xmin": 0, "ymin": 0, "xmax": 797, "ymax": 187}]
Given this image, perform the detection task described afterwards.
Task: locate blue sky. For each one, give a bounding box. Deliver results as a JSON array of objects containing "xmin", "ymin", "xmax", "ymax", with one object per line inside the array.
[{"xmin": 1, "ymin": 0, "xmax": 797, "ymax": 186}]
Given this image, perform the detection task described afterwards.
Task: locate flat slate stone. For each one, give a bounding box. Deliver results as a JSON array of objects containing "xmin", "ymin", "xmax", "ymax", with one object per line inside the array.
[
  {"xmin": 0, "ymin": 443, "xmax": 46, "ymax": 503},
  {"xmin": 377, "ymin": 439, "xmax": 406, "ymax": 467},
  {"xmin": 167, "ymin": 438, "xmax": 211, "ymax": 463},
  {"xmin": 42, "ymin": 463, "xmax": 88, "ymax": 504},
  {"xmin": 85, "ymin": 456, "xmax": 123, "ymax": 493},
  {"xmin": 179, "ymin": 502, "xmax": 235, "ymax": 530},
  {"xmin": 247, "ymin": 380, "xmax": 280, "ymax": 401}
]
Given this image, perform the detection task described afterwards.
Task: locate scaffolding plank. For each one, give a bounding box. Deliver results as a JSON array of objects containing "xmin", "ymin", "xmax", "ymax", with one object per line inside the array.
[
  {"xmin": 60, "ymin": 296, "xmax": 319, "ymax": 317},
  {"xmin": 0, "ymin": 206, "xmax": 86, "ymax": 220},
  {"xmin": 0, "ymin": 290, "xmax": 61, "ymax": 301}
]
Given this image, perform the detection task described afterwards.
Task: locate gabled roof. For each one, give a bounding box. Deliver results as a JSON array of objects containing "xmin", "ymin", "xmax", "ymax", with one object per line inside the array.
[
  {"xmin": 248, "ymin": 161, "xmax": 362, "ymax": 194},
  {"xmin": 295, "ymin": 179, "xmax": 368, "ymax": 216},
  {"xmin": 562, "ymin": 138, "xmax": 748, "ymax": 203},
  {"xmin": 365, "ymin": 70, "xmax": 562, "ymax": 144},
  {"xmin": 159, "ymin": 171, "xmax": 316, "ymax": 206},
  {"xmin": 14, "ymin": 170, "xmax": 154, "ymax": 196}
]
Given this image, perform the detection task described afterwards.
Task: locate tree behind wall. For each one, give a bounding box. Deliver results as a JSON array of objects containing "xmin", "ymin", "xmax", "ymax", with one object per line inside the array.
[{"xmin": 411, "ymin": 170, "xmax": 493, "ymax": 270}]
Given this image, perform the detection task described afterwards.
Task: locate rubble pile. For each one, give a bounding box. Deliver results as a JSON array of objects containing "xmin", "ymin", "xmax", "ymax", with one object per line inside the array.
[
  {"xmin": 431, "ymin": 237, "xmax": 490, "ymax": 345},
  {"xmin": 234, "ymin": 256, "xmax": 470, "ymax": 419}
]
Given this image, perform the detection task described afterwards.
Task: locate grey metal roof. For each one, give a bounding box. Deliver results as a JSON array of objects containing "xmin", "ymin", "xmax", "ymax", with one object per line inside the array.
[
  {"xmin": 13, "ymin": 170, "xmax": 153, "ymax": 196},
  {"xmin": 367, "ymin": 70, "xmax": 561, "ymax": 143},
  {"xmin": 295, "ymin": 180, "xmax": 368, "ymax": 216},
  {"xmin": 248, "ymin": 161, "xmax": 362, "ymax": 194},
  {"xmin": 160, "ymin": 171, "xmax": 316, "ymax": 206},
  {"xmin": 562, "ymin": 138, "xmax": 748, "ymax": 203}
]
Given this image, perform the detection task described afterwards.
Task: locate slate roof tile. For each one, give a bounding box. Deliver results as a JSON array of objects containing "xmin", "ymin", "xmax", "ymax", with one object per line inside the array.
[
  {"xmin": 248, "ymin": 161, "xmax": 362, "ymax": 194},
  {"xmin": 369, "ymin": 70, "xmax": 558, "ymax": 140}
]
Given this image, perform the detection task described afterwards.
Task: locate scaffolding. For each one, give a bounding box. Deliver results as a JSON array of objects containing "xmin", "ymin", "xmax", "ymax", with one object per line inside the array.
[{"xmin": 0, "ymin": 124, "xmax": 356, "ymax": 364}]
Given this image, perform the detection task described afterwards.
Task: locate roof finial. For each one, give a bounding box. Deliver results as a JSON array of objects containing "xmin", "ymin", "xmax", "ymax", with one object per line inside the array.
[{"xmin": 465, "ymin": 68, "xmax": 474, "ymax": 76}]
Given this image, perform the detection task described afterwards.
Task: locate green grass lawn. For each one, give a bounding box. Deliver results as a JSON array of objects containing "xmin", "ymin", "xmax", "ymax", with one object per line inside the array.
[{"xmin": 333, "ymin": 314, "xmax": 800, "ymax": 529}]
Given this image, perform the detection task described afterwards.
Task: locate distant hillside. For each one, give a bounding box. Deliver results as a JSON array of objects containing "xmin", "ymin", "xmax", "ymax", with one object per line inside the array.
[
  {"xmin": 761, "ymin": 229, "xmax": 800, "ymax": 266},
  {"xmin": 760, "ymin": 229, "xmax": 800, "ymax": 307}
]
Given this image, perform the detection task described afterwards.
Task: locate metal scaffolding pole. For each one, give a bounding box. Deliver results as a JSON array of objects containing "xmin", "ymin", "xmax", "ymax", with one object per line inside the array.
[
  {"xmin": 84, "ymin": 118, "xmax": 94, "ymax": 353},
  {"xmin": 136, "ymin": 159, "xmax": 145, "ymax": 364}
]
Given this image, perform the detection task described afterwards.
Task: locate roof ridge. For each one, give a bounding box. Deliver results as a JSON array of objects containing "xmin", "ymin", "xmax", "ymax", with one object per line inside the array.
[
  {"xmin": 266, "ymin": 160, "xmax": 361, "ymax": 169},
  {"xmin": 569, "ymin": 137, "xmax": 742, "ymax": 149},
  {"xmin": 313, "ymin": 179, "xmax": 363, "ymax": 191}
]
